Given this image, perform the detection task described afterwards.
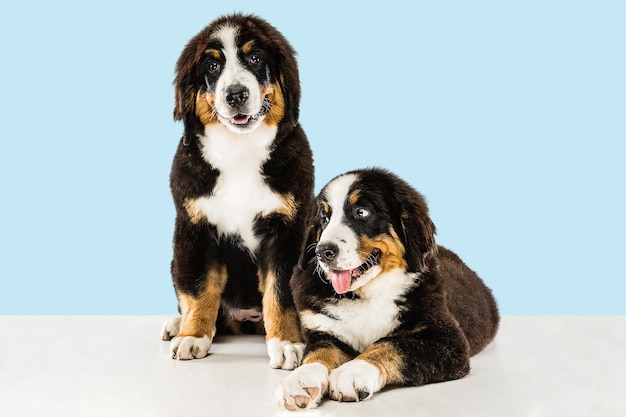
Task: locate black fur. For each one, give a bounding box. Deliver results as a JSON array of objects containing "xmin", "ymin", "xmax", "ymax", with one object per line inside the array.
[
  {"xmin": 284, "ymin": 168, "xmax": 498, "ymax": 407},
  {"xmin": 164, "ymin": 14, "xmax": 313, "ymax": 363}
]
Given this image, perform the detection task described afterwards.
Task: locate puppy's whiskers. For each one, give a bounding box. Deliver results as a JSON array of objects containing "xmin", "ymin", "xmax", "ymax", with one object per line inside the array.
[
  {"xmin": 358, "ymin": 249, "xmax": 380, "ymax": 266},
  {"xmin": 306, "ymin": 255, "xmax": 327, "ymax": 283},
  {"xmin": 210, "ymin": 107, "xmax": 218, "ymax": 121}
]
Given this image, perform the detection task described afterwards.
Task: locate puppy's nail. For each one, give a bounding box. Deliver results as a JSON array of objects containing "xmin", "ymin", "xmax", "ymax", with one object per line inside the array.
[
  {"xmin": 293, "ymin": 395, "xmax": 309, "ymax": 408},
  {"xmin": 357, "ymin": 389, "xmax": 370, "ymax": 401}
]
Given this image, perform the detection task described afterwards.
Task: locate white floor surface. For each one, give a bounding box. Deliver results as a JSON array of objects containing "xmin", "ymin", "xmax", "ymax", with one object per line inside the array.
[{"xmin": 0, "ymin": 316, "xmax": 624, "ymax": 417}]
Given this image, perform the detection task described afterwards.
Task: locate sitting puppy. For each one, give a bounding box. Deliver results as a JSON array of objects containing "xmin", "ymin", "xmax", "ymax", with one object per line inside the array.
[
  {"xmin": 161, "ymin": 13, "xmax": 313, "ymax": 370},
  {"xmin": 276, "ymin": 168, "xmax": 499, "ymax": 410}
]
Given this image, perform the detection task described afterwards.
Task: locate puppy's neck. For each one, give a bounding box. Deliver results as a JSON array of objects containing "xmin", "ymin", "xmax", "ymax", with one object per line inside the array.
[{"xmin": 199, "ymin": 122, "xmax": 277, "ymax": 169}]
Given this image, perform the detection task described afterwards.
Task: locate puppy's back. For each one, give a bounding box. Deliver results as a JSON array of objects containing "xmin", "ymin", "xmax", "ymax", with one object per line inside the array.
[{"xmin": 438, "ymin": 246, "xmax": 499, "ymax": 356}]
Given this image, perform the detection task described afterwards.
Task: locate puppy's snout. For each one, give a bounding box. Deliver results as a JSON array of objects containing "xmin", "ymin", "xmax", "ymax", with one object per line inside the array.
[
  {"xmin": 316, "ymin": 242, "xmax": 338, "ymax": 264},
  {"xmin": 225, "ymin": 84, "xmax": 249, "ymax": 108}
]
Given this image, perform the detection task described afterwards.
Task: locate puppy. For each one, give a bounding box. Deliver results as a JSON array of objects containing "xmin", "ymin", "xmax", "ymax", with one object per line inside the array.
[
  {"xmin": 277, "ymin": 168, "xmax": 499, "ymax": 410},
  {"xmin": 160, "ymin": 13, "xmax": 314, "ymax": 370}
]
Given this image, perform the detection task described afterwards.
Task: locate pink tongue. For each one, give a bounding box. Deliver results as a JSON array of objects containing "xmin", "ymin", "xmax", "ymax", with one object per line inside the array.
[
  {"xmin": 232, "ymin": 114, "xmax": 251, "ymax": 125},
  {"xmin": 331, "ymin": 270, "xmax": 352, "ymax": 294}
]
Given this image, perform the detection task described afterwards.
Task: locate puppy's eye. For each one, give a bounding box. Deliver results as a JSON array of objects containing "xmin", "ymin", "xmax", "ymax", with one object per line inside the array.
[
  {"xmin": 320, "ymin": 212, "xmax": 330, "ymax": 225},
  {"xmin": 354, "ymin": 208, "xmax": 370, "ymax": 218},
  {"xmin": 247, "ymin": 53, "xmax": 261, "ymax": 65},
  {"xmin": 206, "ymin": 61, "xmax": 220, "ymax": 73}
]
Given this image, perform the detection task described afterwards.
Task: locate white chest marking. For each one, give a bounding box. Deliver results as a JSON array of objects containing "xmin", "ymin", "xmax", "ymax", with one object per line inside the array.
[
  {"xmin": 301, "ymin": 269, "xmax": 417, "ymax": 352},
  {"xmin": 194, "ymin": 123, "xmax": 281, "ymax": 253}
]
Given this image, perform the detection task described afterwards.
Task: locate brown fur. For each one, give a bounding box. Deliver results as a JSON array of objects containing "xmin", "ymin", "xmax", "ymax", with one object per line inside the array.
[
  {"xmin": 163, "ymin": 14, "xmax": 313, "ymax": 366},
  {"xmin": 280, "ymin": 168, "xmax": 499, "ymax": 408}
]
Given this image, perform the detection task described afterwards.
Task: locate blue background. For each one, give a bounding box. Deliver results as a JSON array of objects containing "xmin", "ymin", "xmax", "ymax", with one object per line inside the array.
[{"xmin": 1, "ymin": 1, "xmax": 624, "ymax": 315}]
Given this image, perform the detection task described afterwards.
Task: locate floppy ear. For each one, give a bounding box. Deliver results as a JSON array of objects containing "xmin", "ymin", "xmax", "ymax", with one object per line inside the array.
[
  {"xmin": 275, "ymin": 46, "xmax": 300, "ymax": 128},
  {"xmin": 173, "ymin": 73, "xmax": 195, "ymax": 122},
  {"xmin": 297, "ymin": 220, "xmax": 321, "ymax": 271},
  {"xmin": 173, "ymin": 32, "xmax": 207, "ymax": 122},
  {"xmin": 396, "ymin": 192, "xmax": 438, "ymax": 273}
]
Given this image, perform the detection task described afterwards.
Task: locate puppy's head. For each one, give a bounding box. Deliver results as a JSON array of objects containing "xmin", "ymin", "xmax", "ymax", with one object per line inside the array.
[
  {"xmin": 173, "ymin": 13, "xmax": 300, "ymax": 134},
  {"xmin": 300, "ymin": 168, "xmax": 437, "ymax": 294}
]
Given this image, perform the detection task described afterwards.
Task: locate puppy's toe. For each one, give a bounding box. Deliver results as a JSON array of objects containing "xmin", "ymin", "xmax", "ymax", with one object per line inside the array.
[
  {"xmin": 267, "ymin": 338, "xmax": 304, "ymax": 369},
  {"xmin": 276, "ymin": 363, "xmax": 329, "ymax": 410},
  {"xmin": 329, "ymin": 359, "xmax": 382, "ymax": 402},
  {"xmin": 170, "ymin": 335, "xmax": 212, "ymax": 360},
  {"xmin": 160, "ymin": 316, "xmax": 181, "ymax": 341}
]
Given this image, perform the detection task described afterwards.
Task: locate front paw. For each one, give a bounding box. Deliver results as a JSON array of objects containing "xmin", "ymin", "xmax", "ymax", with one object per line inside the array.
[
  {"xmin": 170, "ymin": 335, "xmax": 213, "ymax": 360},
  {"xmin": 329, "ymin": 360, "xmax": 383, "ymax": 402},
  {"xmin": 267, "ymin": 338, "xmax": 304, "ymax": 369},
  {"xmin": 160, "ymin": 316, "xmax": 181, "ymax": 341},
  {"xmin": 276, "ymin": 363, "xmax": 329, "ymax": 411}
]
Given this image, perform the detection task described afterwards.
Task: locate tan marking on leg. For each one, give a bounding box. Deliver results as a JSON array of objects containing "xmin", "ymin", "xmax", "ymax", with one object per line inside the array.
[
  {"xmin": 303, "ymin": 346, "xmax": 352, "ymax": 370},
  {"xmin": 177, "ymin": 265, "xmax": 227, "ymax": 338},
  {"xmin": 262, "ymin": 271, "xmax": 302, "ymax": 343},
  {"xmin": 357, "ymin": 342, "xmax": 405, "ymax": 385}
]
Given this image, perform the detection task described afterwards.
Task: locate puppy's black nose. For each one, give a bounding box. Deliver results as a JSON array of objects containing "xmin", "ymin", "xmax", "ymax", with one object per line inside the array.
[
  {"xmin": 316, "ymin": 243, "xmax": 338, "ymax": 263},
  {"xmin": 225, "ymin": 84, "xmax": 249, "ymax": 107}
]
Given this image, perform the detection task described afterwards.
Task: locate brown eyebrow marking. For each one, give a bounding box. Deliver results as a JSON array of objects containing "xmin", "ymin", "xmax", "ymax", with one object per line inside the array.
[
  {"xmin": 320, "ymin": 201, "xmax": 330, "ymax": 214},
  {"xmin": 348, "ymin": 190, "xmax": 360, "ymax": 205},
  {"xmin": 242, "ymin": 40, "xmax": 255, "ymax": 54},
  {"xmin": 204, "ymin": 49, "xmax": 220, "ymax": 59}
]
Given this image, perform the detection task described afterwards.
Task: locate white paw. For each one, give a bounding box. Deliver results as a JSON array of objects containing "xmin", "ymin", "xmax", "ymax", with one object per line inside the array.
[
  {"xmin": 267, "ymin": 338, "xmax": 304, "ymax": 369},
  {"xmin": 329, "ymin": 360, "xmax": 383, "ymax": 402},
  {"xmin": 170, "ymin": 335, "xmax": 213, "ymax": 360},
  {"xmin": 160, "ymin": 316, "xmax": 181, "ymax": 341},
  {"xmin": 276, "ymin": 363, "xmax": 329, "ymax": 411}
]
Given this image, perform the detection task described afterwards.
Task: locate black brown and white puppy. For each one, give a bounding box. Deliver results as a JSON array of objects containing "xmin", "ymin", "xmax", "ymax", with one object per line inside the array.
[
  {"xmin": 276, "ymin": 168, "xmax": 499, "ymax": 410},
  {"xmin": 160, "ymin": 13, "xmax": 314, "ymax": 370}
]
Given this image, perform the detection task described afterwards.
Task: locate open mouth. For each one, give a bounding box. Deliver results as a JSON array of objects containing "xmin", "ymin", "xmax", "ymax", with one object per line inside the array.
[
  {"xmin": 228, "ymin": 98, "xmax": 270, "ymax": 128},
  {"xmin": 330, "ymin": 248, "xmax": 381, "ymax": 294},
  {"xmin": 230, "ymin": 113, "xmax": 255, "ymax": 125}
]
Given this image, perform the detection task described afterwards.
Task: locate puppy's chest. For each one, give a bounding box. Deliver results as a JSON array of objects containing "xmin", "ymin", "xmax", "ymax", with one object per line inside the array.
[
  {"xmin": 192, "ymin": 125, "xmax": 282, "ymax": 253},
  {"xmin": 302, "ymin": 270, "xmax": 415, "ymax": 353}
]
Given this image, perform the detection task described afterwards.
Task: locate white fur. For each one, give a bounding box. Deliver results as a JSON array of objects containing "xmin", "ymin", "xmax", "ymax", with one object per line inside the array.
[
  {"xmin": 318, "ymin": 173, "xmax": 386, "ymax": 292},
  {"xmin": 160, "ymin": 316, "xmax": 181, "ymax": 340},
  {"xmin": 195, "ymin": 122, "xmax": 281, "ymax": 253},
  {"xmin": 329, "ymin": 360, "xmax": 383, "ymax": 402},
  {"xmin": 195, "ymin": 25, "xmax": 282, "ymax": 255},
  {"xmin": 276, "ymin": 362, "xmax": 329, "ymax": 410},
  {"xmin": 170, "ymin": 335, "xmax": 213, "ymax": 360},
  {"xmin": 276, "ymin": 360, "xmax": 383, "ymax": 409},
  {"xmin": 320, "ymin": 174, "xmax": 360, "ymax": 268},
  {"xmin": 267, "ymin": 337, "xmax": 305, "ymax": 370},
  {"xmin": 212, "ymin": 24, "xmax": 265, "ymax": 132},
  {"xmin": 301, "ymin": 268, "xmax": 416, "ymax": 352}
]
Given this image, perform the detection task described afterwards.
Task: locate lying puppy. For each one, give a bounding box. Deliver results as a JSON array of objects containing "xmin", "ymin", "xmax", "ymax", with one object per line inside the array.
[{"xmin": 276, "ymin": 168, "xmax": 499, "ymax": 410}]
